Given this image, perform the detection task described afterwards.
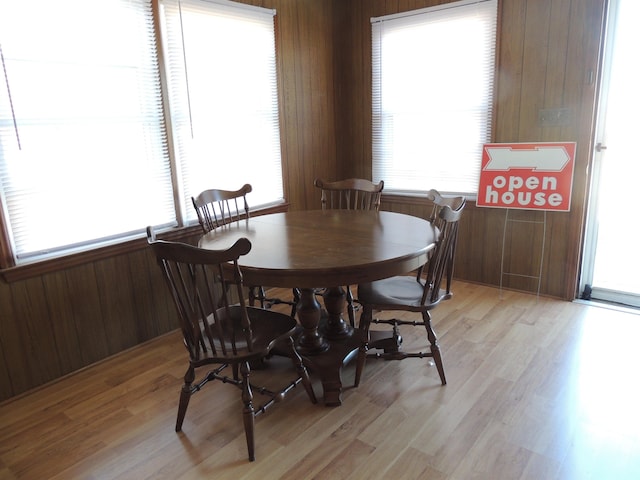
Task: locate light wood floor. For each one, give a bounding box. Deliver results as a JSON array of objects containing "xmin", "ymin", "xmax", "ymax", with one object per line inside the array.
[{"xmin": 2, "ymin": 281, "xmax": 640, "ymax": 479}]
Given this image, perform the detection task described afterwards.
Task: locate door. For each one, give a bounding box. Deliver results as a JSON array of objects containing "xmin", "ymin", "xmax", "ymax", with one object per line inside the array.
[{"xmin": 581, "ymin": 0, "xmax": 640, "ymax": 308}]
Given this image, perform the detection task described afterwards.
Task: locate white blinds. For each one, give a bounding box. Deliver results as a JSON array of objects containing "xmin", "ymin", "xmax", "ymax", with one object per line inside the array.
[
  {"xmin": 371, "ymin": 0, "xmax": 498, "ymax": 195},
  {"xmin": 160, "ymin": 0, "xmax": 284, "ymax": 223},
  {"xmin": 0, "ymin": 0, "xmax": 174, "ymax": 261}
]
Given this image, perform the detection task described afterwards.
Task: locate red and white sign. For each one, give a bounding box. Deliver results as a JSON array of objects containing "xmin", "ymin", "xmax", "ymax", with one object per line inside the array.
[{"xmin": 476, "ymin": 142, "xmax": 576, "ymax": 211}]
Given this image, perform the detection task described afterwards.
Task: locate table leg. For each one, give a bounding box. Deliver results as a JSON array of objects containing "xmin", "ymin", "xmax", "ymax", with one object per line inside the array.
[
  {"xmin": 322, "ymin": 286, "xmax": 354, "ymax": 340},
  {"xmin": 295, "ymin": 288, "xmax": 329, "ymax": 354}
]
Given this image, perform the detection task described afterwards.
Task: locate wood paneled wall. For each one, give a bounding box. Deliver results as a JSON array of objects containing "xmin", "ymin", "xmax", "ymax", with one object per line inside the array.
[
  {"xmin": 0, "ymin": 245, "xmax": 177, "ymax": 400},
  {"xmin": 0, "ymin": 0, "xmax": 608, "ymax": 401},
  {"xmin": 270, "ymin": 0, "xmax": 339, "ymax": 211}
]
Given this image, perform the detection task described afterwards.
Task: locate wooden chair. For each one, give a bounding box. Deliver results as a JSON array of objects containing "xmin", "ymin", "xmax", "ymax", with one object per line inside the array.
[
  {"xmin": 146, "ymin": 227, "xmax": 317, "ymax": 462},
  {"xmin": 314, "ymin": 177, "xmax": 384, "ymax": 211},
  {"xmin": 191, "ymin": 184, "xmax": 252, "ymax": 233},
  {"xmin": 303, "ymin": 178, "xmax": 385, "ymax": 326},
  {"xmin": 192, "ymin": 184, "xmax": 296, "ymax": 313},
  {"xmin": 354, "ymin": 189, "xmax": 465, "ymax": 387}
]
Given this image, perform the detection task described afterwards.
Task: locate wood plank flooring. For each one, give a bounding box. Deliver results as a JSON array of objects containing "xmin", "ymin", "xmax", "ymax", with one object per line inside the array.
[{"xmin": 1, "ymin": 281, "xmax": 639, "ymax": 479}]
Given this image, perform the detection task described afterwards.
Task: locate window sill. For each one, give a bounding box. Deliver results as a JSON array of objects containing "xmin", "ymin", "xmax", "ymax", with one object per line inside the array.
[{"xmin": 0, "ymin": 203, "xmax": 289, "ymax": 283}]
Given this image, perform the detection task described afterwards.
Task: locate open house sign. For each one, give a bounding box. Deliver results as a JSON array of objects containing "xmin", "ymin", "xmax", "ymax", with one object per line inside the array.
[{"xmin": 476, "ymin": 142, "xmax": 576, "ymax": 211}]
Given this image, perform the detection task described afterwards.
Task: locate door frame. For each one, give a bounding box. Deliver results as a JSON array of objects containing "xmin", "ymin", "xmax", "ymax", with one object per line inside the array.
[{"xmin": 579, "ymin": 0, "xmax": 640, "ymax": 307}]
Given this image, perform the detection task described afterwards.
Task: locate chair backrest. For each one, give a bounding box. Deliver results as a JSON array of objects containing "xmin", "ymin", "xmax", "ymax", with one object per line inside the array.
[
  {"xmin": 191, "ymin": 184, "xmax": 252, "ymax": 233},
  {"xmin": 314, "ymin": 178, "xmax": 384, "ymax": 211},
  {"xmin": 146, "ymin": 226, "xmax": 255, "ymax": 361},
  {"xmin": 421, "ymin": 190, "xmax": 466, "ymax": 306},
  {"xmin": 425, "ymin": 189, "xmax": 466, "ymax": 227}
]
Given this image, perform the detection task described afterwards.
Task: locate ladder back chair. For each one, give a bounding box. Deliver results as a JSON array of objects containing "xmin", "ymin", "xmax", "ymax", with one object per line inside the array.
[
  {"xmin": 192, "ymin": 184, "xmax": 296, "ymax": 313},
  {"xmin": 314, "ymin": 177, "xmax": 384, "ymax": 211},
  {"xmin": 297, "ymin": 178, "xmax": 385, "ymax": 327},
  {"xmin": 354, "ymin": 189, "xmax": 465, "ymax": 387},
  {"xmin": 191, "ymin": 183, "xmax": 252, "ymax": 232},
  {"xmin": 146, "ymin": 227, "xmax": 317, "ymax": 462}
]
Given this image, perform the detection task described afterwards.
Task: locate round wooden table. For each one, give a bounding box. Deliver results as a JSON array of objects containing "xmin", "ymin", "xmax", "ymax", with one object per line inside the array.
[{"xmin": 199, "ymin": 209, "xmax": 438, "ymax": 405}]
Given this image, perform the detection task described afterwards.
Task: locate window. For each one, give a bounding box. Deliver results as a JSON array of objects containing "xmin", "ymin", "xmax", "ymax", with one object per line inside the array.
[
  {"xmin": 0, "ymin": 0, "xmax": 173, "ymax": 263},
  {"xmin": 371, "ymin": 0, "xmax": 498, "ymax": 195},
  {"xmin": 160, "ymin": 0, "xmax": 283, "ymax": 224},
  {"xmin": 0, "ymin": 0, "xmax": 283, "ymax": 266}
]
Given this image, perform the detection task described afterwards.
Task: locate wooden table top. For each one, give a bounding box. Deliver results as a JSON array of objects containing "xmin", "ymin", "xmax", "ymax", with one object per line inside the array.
[{"xmin": 198, "ymin": 210, "xmax": 438, "ymax": 288}]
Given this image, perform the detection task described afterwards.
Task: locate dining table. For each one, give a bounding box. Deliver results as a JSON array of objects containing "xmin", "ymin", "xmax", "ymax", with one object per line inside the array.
[{"xmin": 198, "ymin": 209, "xmax": 439, "ymax": 406}]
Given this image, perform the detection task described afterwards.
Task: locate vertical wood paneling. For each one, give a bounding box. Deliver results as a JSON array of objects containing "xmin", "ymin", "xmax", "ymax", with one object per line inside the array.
[
  {"xmin": 494, "ymin": 0, "xmax": 526, "ymax": 142},
  {"xmin": 294, "ymin": 5, "xmax": 314, "ymax": 199},
  {"xmin": 518, "ymin": 0, "xmax": 552, "ymax": 140},
  {"xmin": 332, "ymin": 0, "xmax": 351, "ymax": 180},
  {"xmin": 127, "ymin": 248, "xmax": 168, "ymax": 341},
  {"xmin": 544, "ymin": 213, "xmax": 573, "ymax": 295},
  {"xmin": 0, "ymin": 282, "xmax": 15, "ymax": 400},
  {"xmin": 474, "ymin": 207, "xmax": 507, "ymax": 285},
  {"xmin": 1, "ymin": 278, "xmax": 63, "ymax": 395},
  {"xmin": 542, "ymin": 0, "xmax": 572, "ymax": 135},
  {"xmin": 271, "ymin": 0, "xmax": 337, "ymax": 211},
  {"xmin": 42, "ymin": 270, "xmax": 85, "ymax": 375},
  {"xmin": 94, "ymin": 255, "xmax": 140, "ymax": 354},
  {"xmin": 0, "ymin": 280, "xmax": 20, "ymax": 397},
  {"xmin": 64, "ymin": 263, "xmax": 110, "ymax": 365},
  {"xmin": 275, "ymin": 2, "xmax": 298, "ymax": 206},
  {"xmin": 140, "ymin": 246, "xmax": 178, "ymax": 335},
  {"xmin": 334, "ymin": 0, "xmax": 362, "ymax": 179}
]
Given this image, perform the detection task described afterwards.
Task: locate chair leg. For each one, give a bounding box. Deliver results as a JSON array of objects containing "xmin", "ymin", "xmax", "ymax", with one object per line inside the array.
[
  {"xmin": 175, "ymin": 366, "xmax": 195, "ymax": 432},
  {"xmin": 423, "ymin": 312, "xmax": 446, "ymax": 385},
  {"xmin": 286, "ymin": 337, "xmax": 317, "ymax": 403},
  {"xmin": 346, "ymin": 285, "xmax": 356, "ymax": 327},
  {"xmin": 431, "ymin": 346, "xmax": 446, "ymax": 385},
  {"xmin": 258, "ymin": 286, "xmax": 268, "ymax": 308},
  {"xmin": 240, "ymin": 361, "xmax": 256, "ymax": 461},
  {"xmin": 354, "ymin": 305, "xmax": 372, "ymax": 387},
  {"xmin": 354, "ymin": 344, "xmax": 368, "ymax": 388},
  {"xmin": 291, "ymin": 288, "xmax": 300, "ymax": 318},
  {"xmin": 248, "ymin": 286, "xmax": 257, "ymax": 306},
  {"xmin": 248, "ymin": 286, "xmax": 268, "ymax": 308}
]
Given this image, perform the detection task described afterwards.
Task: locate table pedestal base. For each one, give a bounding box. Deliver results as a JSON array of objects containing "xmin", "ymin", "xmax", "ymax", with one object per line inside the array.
[
  {"xmin": 293, "ymin": 286, "xmax": 363, "ymax": 406},
  {"xmin": 297, "ymin": 325, "xmax": 363, "ymax": 406}
]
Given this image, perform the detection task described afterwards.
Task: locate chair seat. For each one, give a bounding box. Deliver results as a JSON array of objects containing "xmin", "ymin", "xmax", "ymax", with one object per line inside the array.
[
  {"xmin": 358, "ymin": 276, "xmax": 426, "ymax": 309},
  {"xmin": 193, "ymin": 306, "xmax": 298, "ymax": 364}
]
